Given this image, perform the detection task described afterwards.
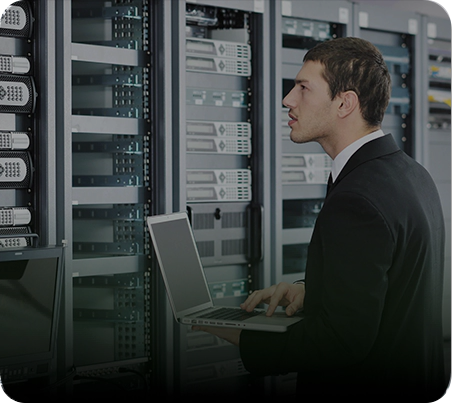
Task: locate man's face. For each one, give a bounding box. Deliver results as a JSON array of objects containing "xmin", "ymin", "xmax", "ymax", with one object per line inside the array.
[{"xmin": 282, "ymin": 60, "xmax": 336, "ymax": 145}]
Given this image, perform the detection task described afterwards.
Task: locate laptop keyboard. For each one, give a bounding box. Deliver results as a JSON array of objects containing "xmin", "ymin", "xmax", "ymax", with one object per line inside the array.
[{"xmin": 198, "ymin": 307, "xmax": 261, "ymax": 321}]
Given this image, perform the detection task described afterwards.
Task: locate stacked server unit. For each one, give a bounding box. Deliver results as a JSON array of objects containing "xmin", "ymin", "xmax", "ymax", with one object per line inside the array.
[
  {"xmin": 174, "ymin": 0, "xmax": 265, "ymax": 395},
  {"xmin": 0, "ymin": 2, "xmax": 65, "ymax": 399},
  {"xmin": 68, "ymin": 0, "xmax": 152, "ymax": 398},
  {"xmin": 0, "ymin": 1, "xmax": 36, "ymax": 250},
  {"xmin": 0, "ymin": 0, "xmax": 41, "ymax": 387}
]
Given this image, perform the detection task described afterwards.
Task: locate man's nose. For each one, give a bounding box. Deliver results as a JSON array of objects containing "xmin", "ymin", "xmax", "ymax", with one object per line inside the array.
[{"xmin": 282, "ymin": 87, "xmax": 296, "ymax": 108}]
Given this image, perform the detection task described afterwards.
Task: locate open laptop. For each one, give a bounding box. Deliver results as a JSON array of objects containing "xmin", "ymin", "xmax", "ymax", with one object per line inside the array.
[{"xmin": 147, "ymin": 212, "xmax": 303, "ymax": 333}]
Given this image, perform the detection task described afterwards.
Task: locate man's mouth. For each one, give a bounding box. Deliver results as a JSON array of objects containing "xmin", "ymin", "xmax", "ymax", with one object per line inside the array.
[{"xmin": 288, "ymin": 113, "xmax": 298, "ymax": 127}]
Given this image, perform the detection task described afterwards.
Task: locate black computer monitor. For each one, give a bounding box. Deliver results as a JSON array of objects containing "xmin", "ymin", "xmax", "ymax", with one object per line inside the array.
[{"xmin": 0, "ymin": 246, "xmax": 64, "ymax": 386}]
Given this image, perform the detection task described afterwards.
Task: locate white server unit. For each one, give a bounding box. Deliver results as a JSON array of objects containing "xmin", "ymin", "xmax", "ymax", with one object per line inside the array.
[{"xmin": 0, "ymin": 0, "xmax": 37, "ymax": 251}]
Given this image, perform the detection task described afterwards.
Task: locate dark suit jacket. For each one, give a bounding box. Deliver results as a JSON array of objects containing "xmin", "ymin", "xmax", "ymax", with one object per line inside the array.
[{"xmin": 240, "ymin": 134, "xmax": 447, "ymax": 401}]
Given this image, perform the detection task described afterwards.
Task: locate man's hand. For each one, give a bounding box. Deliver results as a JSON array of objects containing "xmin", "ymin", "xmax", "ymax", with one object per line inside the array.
[
  {"xmin": 192, "ymin": 282, "xmax": 304, "ymax": 346},
  {"xmin": 241, "ymin": 282, "xmax": 305, "ymax": 317},
  {"xmin": 192, "ymin": 326, "xmax": 242, "ymax": 346}
]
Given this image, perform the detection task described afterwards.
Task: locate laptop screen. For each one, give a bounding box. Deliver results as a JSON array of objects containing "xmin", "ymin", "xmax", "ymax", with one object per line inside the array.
[
  {"xmin": 0, "ymin": 257, "xmax": 58, "ymax": 360},
  {"xmin": 149, "ymin": 215, "xmax": 211, "ymax": 314}
]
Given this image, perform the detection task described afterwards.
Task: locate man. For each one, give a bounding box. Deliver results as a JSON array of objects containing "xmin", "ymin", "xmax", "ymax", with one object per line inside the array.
[{"xmin": 194, "ymin": 37, "xmax": 447, "ymax": 401}]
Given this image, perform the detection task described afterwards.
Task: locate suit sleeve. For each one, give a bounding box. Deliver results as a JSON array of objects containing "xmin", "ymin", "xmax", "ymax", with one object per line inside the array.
[{"xmin": 240, "ymin": 191, "xmax": 395, "ymax": 376}]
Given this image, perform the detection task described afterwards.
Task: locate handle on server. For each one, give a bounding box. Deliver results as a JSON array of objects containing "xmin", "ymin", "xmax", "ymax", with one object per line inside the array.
[{"xmin": 246, "ymin": 202, "xmax": 263, "ymax": 264}]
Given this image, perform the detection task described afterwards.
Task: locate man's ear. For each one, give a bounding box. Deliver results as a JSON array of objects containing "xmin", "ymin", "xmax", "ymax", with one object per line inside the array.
[{"xmin": 337, "ymin": 90, "xmax": 359, "ymax": 119}]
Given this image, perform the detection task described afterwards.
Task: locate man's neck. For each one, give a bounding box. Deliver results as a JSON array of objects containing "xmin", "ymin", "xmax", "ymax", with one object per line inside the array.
[{"xmin": 319, "ymin": 125, "xmax": 381, "ymax": 160}]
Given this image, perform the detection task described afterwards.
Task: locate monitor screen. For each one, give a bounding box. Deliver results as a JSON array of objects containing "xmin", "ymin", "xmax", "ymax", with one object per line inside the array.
[{"xmin": 0, "ymin": 247, "xmax": 63, "ymax": 369}]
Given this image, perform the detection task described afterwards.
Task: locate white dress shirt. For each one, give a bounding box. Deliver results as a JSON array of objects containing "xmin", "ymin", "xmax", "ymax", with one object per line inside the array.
[{"xmin": 331, "ymin": 129, "xmax": 385, "ymax": 183}]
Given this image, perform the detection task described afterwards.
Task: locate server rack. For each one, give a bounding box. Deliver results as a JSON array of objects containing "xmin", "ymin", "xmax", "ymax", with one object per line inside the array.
[
  {"xmin": 0, "ymin": 0, "xmax": 59, "ymax": 397},
  {"xmin": 53, "ymin": 0, "xmax": 172, "ymax": 399},
  {"xmin": 170, "ymin": 0, "xmax": 270, "ymax": 396},
  {"xmin": 421, "ymin": 15, "xmax": 451, "ymax": 339},
  {"xmin": 70, "ymin": 0, "xmax": 151, "ymax": 397}
]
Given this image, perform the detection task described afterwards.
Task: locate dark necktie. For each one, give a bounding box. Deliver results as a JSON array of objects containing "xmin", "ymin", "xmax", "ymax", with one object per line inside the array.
[{"xmin": 326, "ymin": 173, "xmax": 333, "ymax": 196}]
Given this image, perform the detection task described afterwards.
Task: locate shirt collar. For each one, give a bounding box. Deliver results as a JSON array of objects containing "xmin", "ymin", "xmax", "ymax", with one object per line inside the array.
[{"xmin": 331, "ymin": 129, "xmax": 385, "ymax": 183}]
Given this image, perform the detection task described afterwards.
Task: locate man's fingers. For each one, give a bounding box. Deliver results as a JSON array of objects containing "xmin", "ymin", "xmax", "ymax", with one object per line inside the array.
[
  {"xmin": 266, "ymin": 282, "xmax": 290, "ymax": 316},
  {"xmin": 241, "ymin": 288, "xmax": 272, "ymax": 311},
  {"xmin": 285, "ymin": 287, "xmax": 305, "ymax": 316},
  {"xmin": 285, "ymin": 297, "xmax": 302, "ymax": 316},
  {"xmin": 242, "ymin": 282, "xmax": 295, "ymax": 315},
  {"xmin": 266, "ymin": 301, "xmax": 278, "ymax": 316},
  {"xmin": 241, "ymin": 282, "xmax": 303, "ymax": 316}
]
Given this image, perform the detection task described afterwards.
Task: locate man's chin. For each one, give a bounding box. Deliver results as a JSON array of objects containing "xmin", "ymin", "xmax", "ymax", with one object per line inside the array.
[{"xmin": 290, "ymin": 132, "xmax": 308, "ymax": 144}]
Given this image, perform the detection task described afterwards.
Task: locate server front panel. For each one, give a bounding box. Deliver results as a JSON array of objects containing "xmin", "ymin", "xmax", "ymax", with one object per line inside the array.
[{"xmin": 0, "ymin": 1, "xmax": 37, "ymax": 250}]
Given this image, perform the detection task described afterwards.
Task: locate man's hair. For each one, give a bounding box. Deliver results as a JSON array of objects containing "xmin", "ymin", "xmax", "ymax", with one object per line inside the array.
[{"xmin": 304, "ymin": 37, "xmax": 391, "ymax": 128}]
